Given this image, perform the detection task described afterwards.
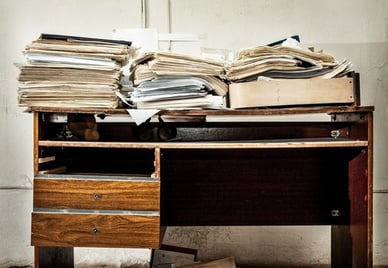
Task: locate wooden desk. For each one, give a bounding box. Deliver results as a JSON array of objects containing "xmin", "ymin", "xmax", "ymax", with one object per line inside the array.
[{"xmin": 30, "ymin": 106, "xmax": 373, "ymax": 268}]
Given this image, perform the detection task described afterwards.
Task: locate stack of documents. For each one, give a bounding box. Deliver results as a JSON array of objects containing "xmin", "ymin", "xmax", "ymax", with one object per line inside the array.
[
  {"xmin": 148, "ymin": 52, "xmax": 225, "ymax": 77},
  {"xmin": 129, "ymin": 52, "xmax": 228, "ymax": 109},
  {"xmin": 131, "ymin": 76, "xmax": 225, "ymax": 109},
  {"xmin": 128, "ymin": 38, "xmax": 354, "ymax": 110},
  {"xmin": 17, "ymin": 34, "xmax": 134, "ymax": 109},
  {"xmin": 226, "ymin": 39, "xmax": 353, "ymax": 82}
]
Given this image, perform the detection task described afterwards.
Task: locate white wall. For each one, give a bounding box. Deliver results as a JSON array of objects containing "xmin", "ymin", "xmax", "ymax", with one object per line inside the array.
[{"xmin": 1, "ymin": 0, "xmax": 387, "ymax": 267}]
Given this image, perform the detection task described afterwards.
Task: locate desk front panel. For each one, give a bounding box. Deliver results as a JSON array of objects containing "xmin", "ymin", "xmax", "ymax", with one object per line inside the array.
[
  {"xmin": 32, "ymin": 212, "xmax": 160, "ymax": 248},
  {"xmin": 160, "ymin": 148, "xmax": 361, "ymax": 226}
]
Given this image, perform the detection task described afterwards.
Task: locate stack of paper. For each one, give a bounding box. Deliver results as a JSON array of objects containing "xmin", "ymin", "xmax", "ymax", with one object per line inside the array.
[
  {"xmin": 131, "ymin": 76, "xmax": 225, "ymax": 109},
  {"xmin": 226, "ymin": 40, "xmax": 353, "ymax": 82},
  {"xmin": 128, "ymin": 39, "xmax": 354, "ymax": 110},
  {"xmin": 129, "ymin": 52, "xmax": 228, "ymax": 109},
  {"xmin": 148, "ymin": 52, "xmax": 225, "ymax": 77},
  {"xmin": 17, "ymin": 34, "xmax": 134, "ymax": 109}
]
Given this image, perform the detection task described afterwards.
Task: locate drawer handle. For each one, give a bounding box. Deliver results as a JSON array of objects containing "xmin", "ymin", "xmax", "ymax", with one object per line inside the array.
[
  {"xmin": 92, "ymin": 228, "xmax": 99, "ymax": 235},
  {"xmin": 93, "ymin": 193, "xmax": 102, "ymax": 200},
  {"xmin": 331, "ymin": 209, "xmax": 342, "ymax": 217}
]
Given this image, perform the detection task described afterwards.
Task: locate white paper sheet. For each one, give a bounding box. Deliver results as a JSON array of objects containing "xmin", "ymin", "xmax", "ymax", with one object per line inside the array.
[{"xmin": 127, "ymin": 109, "xmax": 159, "ymax": 125}]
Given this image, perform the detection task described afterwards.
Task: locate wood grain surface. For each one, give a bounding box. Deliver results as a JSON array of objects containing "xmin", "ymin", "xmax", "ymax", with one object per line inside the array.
[
  {"xmin": 34, "ymin": 178, "xmax": 160, "ymax": 211},
  {"xmin": 32, "ymin": 212, "xmax": 160, "ymax": 248}
]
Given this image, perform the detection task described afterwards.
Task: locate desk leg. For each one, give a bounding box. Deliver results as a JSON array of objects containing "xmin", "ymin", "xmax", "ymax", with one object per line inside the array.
[
  {"xmin": 35, "ymin": 246, "xmax": 74, "ymax": 268},
  {"xmin": 331, "ymin": 225, "xmax": 352, "ymax": 268},
  {"xmin": 160, "ymin": 226, "xmax": 167, "ymax": 245}
]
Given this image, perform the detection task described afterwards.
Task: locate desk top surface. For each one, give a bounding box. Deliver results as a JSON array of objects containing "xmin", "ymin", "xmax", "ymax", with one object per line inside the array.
[{"xmin": 28, "ymin": 105, "xmax": 374, "ymax": 116}]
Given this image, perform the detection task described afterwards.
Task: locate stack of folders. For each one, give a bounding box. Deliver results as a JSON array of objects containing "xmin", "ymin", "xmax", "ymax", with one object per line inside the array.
[
  {"xmin": 17, "ymin": 34, "xmax": 134, "ymax": 109},
  {"xmin": 129, "ymin": 52, "xmax": 228, "ymax": 109}
]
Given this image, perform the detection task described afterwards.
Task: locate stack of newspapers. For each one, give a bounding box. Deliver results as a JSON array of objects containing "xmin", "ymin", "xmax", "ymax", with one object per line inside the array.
[{"xmin": 17, "ymin": 34, "xmax": 133, "ymax": 109}]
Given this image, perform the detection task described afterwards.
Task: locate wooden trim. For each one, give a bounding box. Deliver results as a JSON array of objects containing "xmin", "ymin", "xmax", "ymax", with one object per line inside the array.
[
  {"xmin": 352, "ymin": 72, "xmax": 361, "ymax": 106},
  {"xmin": 33, "ymin": 112, "xmax": 40, "ymax": 175},
  {"xmin": 367, "ymin": 111, "xmax": 374, "ymax": 267},
  {"xmin": 38, "ymin": 139, "xmax": 368, "ymax": 149},
  {"xmin": 34, "ymin": 247, "xmax": 40, "ymax": 268},
  {"xmin": 153, "ymin": 147, "xmax": 161, "ymax": 179},
  {"xmin": 29, "ymin": 105, "xmax": 374, "ymax": 116}
]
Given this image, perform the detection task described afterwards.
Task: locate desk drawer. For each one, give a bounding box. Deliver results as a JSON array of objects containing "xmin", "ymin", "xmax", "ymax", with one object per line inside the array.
[
  {"xmin": 31, "ymin": 212, "xmax": 160, "ymax": 248},
  {"xmin": 33, "ymin": 176, "xmax": 160, "ymax": 211}
]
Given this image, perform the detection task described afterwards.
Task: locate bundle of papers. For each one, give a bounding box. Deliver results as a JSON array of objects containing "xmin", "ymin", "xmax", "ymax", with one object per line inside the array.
[
  {"xmin": 131, "ymin": 52, "xmax": 228, "ymax": 92},
  {"xmin": 128, "ymin": 38, "xmax": 354, "ymax": 110},
  {"xmin": 17, "ymin": 34, "xmax": 354, "ymax": 111},
  {"xmin": 148, "ymin": 52, "xmax": 225, "ymax": 77},
  {"xmin": 17, "ymin": 34, "xmax": 134, "ymax": 109},
  {"xmin": 129, "ymin": 52, "xmax": 228, "ymax": 109},
  {"xmin": 226, "ymin": 39, "xmax": 353, "ymax": 82},
  {"xmin": 130, "ymin": 76, "xmax": 225, "ymax": 109},
  {"xmin": 133, "ymin": 63, "xmax": 156, "ymax": 86}
]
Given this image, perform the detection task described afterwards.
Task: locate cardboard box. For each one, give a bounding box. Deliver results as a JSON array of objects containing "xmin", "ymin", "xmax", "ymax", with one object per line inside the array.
[{"xmin": 228, "ymin": 77, "xmax": 356, "ymax": 109}]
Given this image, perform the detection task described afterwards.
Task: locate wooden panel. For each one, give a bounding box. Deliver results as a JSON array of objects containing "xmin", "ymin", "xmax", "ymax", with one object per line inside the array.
[
  {"xmin": 44, "ymin": 147, "xmax": 156, "ymax": 175},
  {"xmin": 34, "ymin": 178, "xmax": 160, "ymax": 211},
  {"xmin": 161, "ymin": 148, "xmax": 358, "ymax": 226},
  {"xmin": 348, "ymin": 150, "xmax": 369, "ymax": 268},
  {"xmin": 35, "ymin": 247, "xmax": 74, "ymax": 268},
  {"xmin": 331, "ymin": 225, "xmax": 352, "ymax": 268},
  {"xmin": 32, "ymin": 212, "xmax": 160, "ymax": 248},
  {"xmin": 349, "ymin": 112, "xmax": 373, "ymax": 268},
  {"xmin": 229, "ymin": 77, "xmax": 355, "ymax": 109}
]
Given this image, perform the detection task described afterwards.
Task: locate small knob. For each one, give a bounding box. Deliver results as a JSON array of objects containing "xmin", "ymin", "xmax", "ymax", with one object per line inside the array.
[
  {"xmin": 92, "ymin": 228, "xmax": 99, "ymax": 235},
  {"xmin": 93, "ymin": 193, "xmax": 102, "ymax": 200}
]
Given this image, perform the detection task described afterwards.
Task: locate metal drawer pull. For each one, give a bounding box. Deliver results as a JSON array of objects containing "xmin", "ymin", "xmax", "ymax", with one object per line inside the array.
[
  {"xmin": 331, "ymin": 209, "xmax": 341, "ymax": 217},
  {"xmin": 92, "ymin": 228, "xmax": 99, "ymax": 235},
  {"xmin": 93, "ymin": 193, "xmax": 102, "ymax": 200},
  {"xmin": 330, "ymin": 130, "xmax": 341, "ymax": 139}
]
